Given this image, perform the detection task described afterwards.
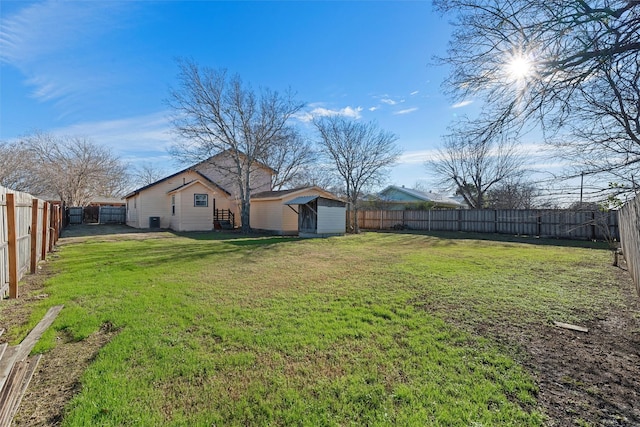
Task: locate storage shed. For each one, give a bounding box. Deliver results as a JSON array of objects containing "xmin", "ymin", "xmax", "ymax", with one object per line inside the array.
[
  {"xmin": 250, "ymin": 187, "xmax": 346, "ymax": 236},
  {"xmin": 285, "ymin": 195, "xmax": 346, "ymax": 237}
]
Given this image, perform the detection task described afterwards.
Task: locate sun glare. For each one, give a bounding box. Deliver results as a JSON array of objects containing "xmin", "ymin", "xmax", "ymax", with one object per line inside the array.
[{"xmin": 506, "ymin": 56, "xmax": 533, "ymax": 81}]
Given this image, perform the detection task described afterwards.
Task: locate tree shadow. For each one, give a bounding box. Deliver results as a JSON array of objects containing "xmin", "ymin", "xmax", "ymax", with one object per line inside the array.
[{"xmin": 370, "ymin": 230, "xmax": 611, "ymax": 250}]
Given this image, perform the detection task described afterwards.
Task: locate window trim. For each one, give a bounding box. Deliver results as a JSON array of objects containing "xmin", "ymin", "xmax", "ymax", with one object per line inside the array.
[{"xmin": 194, "ymin": 193, "xmax": 208, "ymax": 207}]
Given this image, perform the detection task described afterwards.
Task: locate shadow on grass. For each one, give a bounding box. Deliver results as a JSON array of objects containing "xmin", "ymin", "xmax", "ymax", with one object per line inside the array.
[
  {"xmin": 62, "ymin": 225, "xmax": 299, "ymax": 246},
  {"xmin": 61, "ymin": 224, "xmax": 149, "ymax": 238},
  {"xmin": 170, "ymin": 230, "xmax": 300, "ymax": 246},
  {"xmin": 60, "ymin": 226, "xmax": 302, "ymax": 270},
  {"xmin": 369, "ymin": 229, "xmax": 612, "ymax": 250}
]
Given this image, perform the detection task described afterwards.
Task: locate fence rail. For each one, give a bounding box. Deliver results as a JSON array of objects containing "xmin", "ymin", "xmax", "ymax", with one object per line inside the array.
[
  {"xmin": 0, "ymin": 185, "xmax": 61, "ymax": 300},
  {"xmin": 619, "ymin": 198, "xmax": 640, "ymax": 297},
  {"xmin": 357, "ymin": 209, "xmax": 619, "ymax": 240}
]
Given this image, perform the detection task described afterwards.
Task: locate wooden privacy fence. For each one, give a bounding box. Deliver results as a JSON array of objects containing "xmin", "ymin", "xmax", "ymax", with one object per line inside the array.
[
  {"xmin": 357, "ymin": 209, "xmax": 619, "ymax": 240},
  {"xmin": 0, "ymin": 185, "xmax": 61, "ymax": 300},
  {"xmin": 618, "ymin": 197, "xmax": 640, "ymax": 297}
]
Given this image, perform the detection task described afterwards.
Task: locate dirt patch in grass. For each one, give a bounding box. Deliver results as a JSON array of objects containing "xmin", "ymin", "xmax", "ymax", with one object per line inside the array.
[
  {"xmin": 0, "ymin": 260, "xmax": 117, "ymax": 426},
  {"xmin": 11, "ymin": 325, "xmax": 117, "ymax": 426},
  {"xmin": 473, "ymin": 263, "xmax": 640, "ymax": 426}
]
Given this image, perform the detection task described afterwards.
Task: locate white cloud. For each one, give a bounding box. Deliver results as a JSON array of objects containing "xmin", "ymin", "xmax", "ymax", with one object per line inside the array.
[
  {"xmin": 51, "ymin": 111, "xmax": 174, "ymax": 160},
  {"xmin": 397, "ymin": 149, "xmax": 439, "ymax": 165},
  {"xmin": 295, "ymin": 105, "xmax": 363, "ymax": 122},
  {"xmin": 369, "ymin": 106, "xmax": 379, "ymax": 112},
  {"xmin": 381, "ymin": 98, "xmax": 397, "ymax": 105},
  {"xmin": 0, "ymin": 1, "xmax": 134, "ymax": 107},
  {"xmin": 394, "ymin": 107, "xmax": 418, "ymax": 115},
  {"xmin": 451, "ymin": 100, "xmax": 473, "ymax": 109},
  {"xmin": 410, "ymin": 91, "xmax": 419, "ymax": 96}
]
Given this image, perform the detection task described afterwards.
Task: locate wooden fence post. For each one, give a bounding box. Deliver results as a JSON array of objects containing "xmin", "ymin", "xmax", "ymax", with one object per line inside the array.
[
  {"xmin": 54, "ymin": 205, "xmax": 60, "ymax": 243},
  {"xmin": 41, "ymin": 203, "xmax": 49, "ymax": 260},
  {"xmin": 7, "ymin": 193, "xmax": 18, "ymax": 299},
  {"xmin": 48, "ymin": 206, "xmax": 55, "ymax": 253},
  {"xmin": 30, "ymin": 200, "xmax": 38, "ymax": 273}
]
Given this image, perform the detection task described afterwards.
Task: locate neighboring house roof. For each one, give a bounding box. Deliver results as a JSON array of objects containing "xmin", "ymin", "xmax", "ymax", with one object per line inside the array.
[
  {"xmin": 378, "ymin": 185, "xmax": 462, "ymax": 208},
  {"xmin": 90, "ymin": 197, "xmax": 126, "ymax": 206},
  {"xmin": 252, "ymin": 186, "xmax": 342, "ymax": 202}
]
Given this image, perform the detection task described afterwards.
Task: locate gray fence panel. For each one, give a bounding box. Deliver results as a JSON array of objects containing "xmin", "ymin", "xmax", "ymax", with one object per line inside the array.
[
  {"xmin": 68, "ymin": 207, "xmax": 83, "ymax": 224},
  {"xmin": 99, "ymin": 206, "xmax": 126, "ymax": 224}
]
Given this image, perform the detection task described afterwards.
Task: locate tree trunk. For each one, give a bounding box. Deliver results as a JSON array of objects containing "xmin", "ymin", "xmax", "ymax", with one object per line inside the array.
[
  {"xmin": 241, "ymin": 183, "xmax": 251, "ymax": 233},
  {"xmin": 353, "ymin": 203, "xmax": 360, "ymax": 234}
]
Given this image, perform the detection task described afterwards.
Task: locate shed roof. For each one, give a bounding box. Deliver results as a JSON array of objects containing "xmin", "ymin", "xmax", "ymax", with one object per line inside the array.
[
  {"xmin": 283, "ymin": 195, "xmax": 320, "ymax": 205},
  {"xmin": 252, "ymin": 186, "xmax": 341, "ymax": 202}
]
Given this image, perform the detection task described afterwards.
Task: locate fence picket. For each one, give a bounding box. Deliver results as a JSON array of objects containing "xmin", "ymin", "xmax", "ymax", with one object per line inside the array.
[
  {"xmin": 619, "ymin": 198, "xmax": 640, "ymax": 297},
  {"xmin": 0, "ymin": 186, "xmax": 56, "ymax": 301}
]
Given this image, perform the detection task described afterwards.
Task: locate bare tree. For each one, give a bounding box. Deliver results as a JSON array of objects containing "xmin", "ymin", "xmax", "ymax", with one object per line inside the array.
[
  {"xmin": 434, "ymin": 0, "xmax": 640, "ymax": 196},
  {"xmin": 0, "ymin": 141, "xmax": 39, "ymax": 192},
  {"xmin": 167, "ymin": 59, "xmax": 305, "ymax": 232},
  {"xmin": 287, "ymin": 163, "xmax": 344, "ymax": 194},
  {"xmin": 428, "ymin": 127, "xmax": 525, "ymax": 209},
  {"xmin": 314, "ymin": 116, "xmax": 400, "ymax": 233},
  {"xmin": 258, "ymin": 127, "xmax": 317, "ymax": 191},
  {"xmin": 130, "ymin": 162, "xmax": 169, "ymax": 188},
  {"xmin": 485, "ymin": 180, "xmax": 539, "ymax": 209},
  {"xmin": 7, "ymin": 132, "xmax": 128, "ymax": 206}
]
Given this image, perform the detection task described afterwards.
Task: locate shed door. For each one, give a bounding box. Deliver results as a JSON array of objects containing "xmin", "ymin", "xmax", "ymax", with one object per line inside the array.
[{"xmin": 299, "ymin": 200, "xmax": 318, "ymax": 233}]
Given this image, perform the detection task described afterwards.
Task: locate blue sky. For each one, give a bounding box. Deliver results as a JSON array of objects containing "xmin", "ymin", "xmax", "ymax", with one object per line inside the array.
[{"xmin": 1, "ymin": 1, "xmax": 486, "ymax": 191}]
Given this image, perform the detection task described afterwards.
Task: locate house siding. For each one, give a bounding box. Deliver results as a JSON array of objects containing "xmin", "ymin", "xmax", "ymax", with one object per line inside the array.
[
  {"xmin": 174, "ymin": 182, "xmax": 214, "ymax": 231},
  {"xmin": 280, "ymin": 204, "xmax": 298, "ymax": 233},
  {"xmin": 196, "ymin": 156, "xmax": 272, "ymax": 197},
  {"xmin": 126, "ymin": 196, "xmax": 140, "ymax": 228},
  {"xmin": 127, "ymin": 170, "xmax": 224, "ymax": 229},
  {"xmin": 250, "ymin": 200, "xmax": 284, "ymax": 232}
]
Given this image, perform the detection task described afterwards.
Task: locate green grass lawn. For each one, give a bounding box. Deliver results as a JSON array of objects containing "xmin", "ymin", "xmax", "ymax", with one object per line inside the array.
[{"xmin": 6, "ymin": 231, "xmax": 624, "ymax": 426}]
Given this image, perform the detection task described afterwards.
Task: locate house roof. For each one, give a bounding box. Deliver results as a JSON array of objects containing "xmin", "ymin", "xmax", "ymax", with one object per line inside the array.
[
  {"xmin": 123, "ymin": 154, "xmax": 238, "ymax": 199},
  {"xmin": 124, "ymin": 167, "xmax": 196, "ymax": 199},
  {"xmin": 378, "ymin": 185, "xmax": 462, "ymax": 207},
  {"xmin": 251, "ymin": 186, "xmax": 342, "ymax": 202},
  {"xmin": 166, "ymin": 178, "xmax": 228, "ymax": 195}
]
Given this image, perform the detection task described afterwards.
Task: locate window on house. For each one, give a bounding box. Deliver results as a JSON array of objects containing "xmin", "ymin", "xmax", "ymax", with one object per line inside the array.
[
  {"xmin": 194, "ymin": 194, "xmax": 208, "ymax": 207},
  {"xmin": 171, "ymin": 195, "xmax": 175, "ymax": 216}
]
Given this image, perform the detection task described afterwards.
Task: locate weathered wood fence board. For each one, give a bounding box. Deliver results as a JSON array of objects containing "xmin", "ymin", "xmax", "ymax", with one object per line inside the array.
[
  {"xmin": 619, "ymin": 198, "xmax": 640, "ymax": 297},
  {"xmin": 0, "ymin": 185, "xmax": 59, "ymax": 300},
  {"xmin": 357, "ymin": 209, "xmax": 619, "ymax": 241}
]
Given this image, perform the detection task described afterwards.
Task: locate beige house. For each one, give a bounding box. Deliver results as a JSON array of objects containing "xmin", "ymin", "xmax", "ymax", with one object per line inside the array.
[
  {"xmin": 124, "ymin": 151, "xmax": 272, "ymax": 231},
  {"xmin": 251, "ymin": 187, "xmax": 346, "ymax": 236}
]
